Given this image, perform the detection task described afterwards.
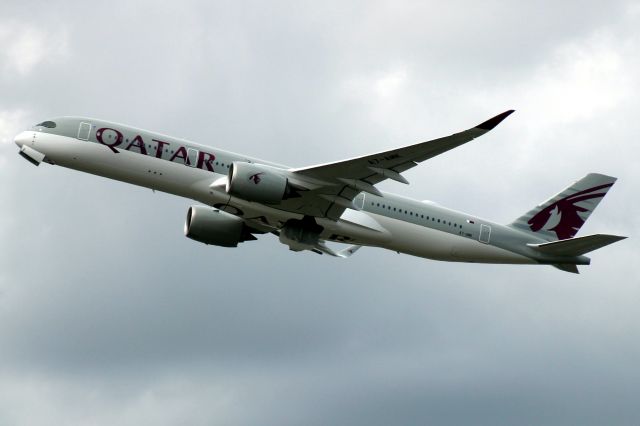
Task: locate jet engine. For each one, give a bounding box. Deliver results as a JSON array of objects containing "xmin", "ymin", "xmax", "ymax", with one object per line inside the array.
[
  {"xmin": 226, "ymin": 162, "xmax": 295, "ymax": 204},
  {"xmin": 184, "ymin": 206, "xmax": 256, "ymax": 247}
]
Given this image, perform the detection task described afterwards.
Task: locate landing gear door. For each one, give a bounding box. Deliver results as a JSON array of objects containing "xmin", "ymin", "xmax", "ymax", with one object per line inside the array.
[{"xmin": 479, "ymin": 224, "xmax": 491, "ymax": 244}]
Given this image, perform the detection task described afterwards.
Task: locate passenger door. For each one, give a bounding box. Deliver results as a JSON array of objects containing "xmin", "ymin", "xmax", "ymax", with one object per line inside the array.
[{"xmin": 479, "ymin": 224, "xmax": 491, "ymax": 244}]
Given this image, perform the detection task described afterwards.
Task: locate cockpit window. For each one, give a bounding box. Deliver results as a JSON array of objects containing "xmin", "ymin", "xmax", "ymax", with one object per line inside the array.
[{"xmin": 36, "ymin": 121, "xmax": 56, "ymax": 128}]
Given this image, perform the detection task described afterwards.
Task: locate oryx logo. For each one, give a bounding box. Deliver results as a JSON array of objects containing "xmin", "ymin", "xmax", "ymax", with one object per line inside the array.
[
  {"xmin": 249, "ymin": 172, "xmax": 265, "ymax": 184},
  {"xmin": 528, "ymin": 183, "xmax": 613, "ymax": 240}
]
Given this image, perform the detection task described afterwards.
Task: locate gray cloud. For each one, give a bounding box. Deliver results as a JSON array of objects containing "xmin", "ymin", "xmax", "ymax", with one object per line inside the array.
[{"xmin": 1, "ymin": 1, "xmax": 639, "ymax": 425}]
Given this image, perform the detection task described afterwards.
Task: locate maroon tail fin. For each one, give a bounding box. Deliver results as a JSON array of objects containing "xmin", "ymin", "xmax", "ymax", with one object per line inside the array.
[{"xmin": 509, "ymin": 173, "xmax": 617, "ymax": 241}]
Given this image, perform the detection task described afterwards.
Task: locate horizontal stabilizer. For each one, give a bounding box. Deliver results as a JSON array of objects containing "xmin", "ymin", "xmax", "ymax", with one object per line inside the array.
[{"xmin": 528, "ymin": 234, "xmax": 627, "ymax": 257}]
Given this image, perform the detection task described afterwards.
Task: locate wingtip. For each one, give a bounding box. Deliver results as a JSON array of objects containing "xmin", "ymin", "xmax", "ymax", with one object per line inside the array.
[{"xmin": 475, "ymin": 109, "xmax": 515, "ymax": 131}]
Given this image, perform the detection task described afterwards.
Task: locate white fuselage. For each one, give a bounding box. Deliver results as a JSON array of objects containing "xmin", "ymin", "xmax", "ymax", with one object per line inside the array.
[{"xmin": 15, "ymin": 123, "xmax": 542, "ymax": 265}]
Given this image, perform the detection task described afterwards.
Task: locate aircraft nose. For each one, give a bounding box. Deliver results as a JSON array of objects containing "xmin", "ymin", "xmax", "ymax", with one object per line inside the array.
[{"xmin": 14, "ymin": 131, "xmax": 31, "ymax": 148}]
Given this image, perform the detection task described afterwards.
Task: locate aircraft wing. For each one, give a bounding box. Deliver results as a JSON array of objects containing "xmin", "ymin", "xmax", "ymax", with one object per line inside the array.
[{"xmin": 282, "ymin": 110, "xmax": 514, "ymax": 220}]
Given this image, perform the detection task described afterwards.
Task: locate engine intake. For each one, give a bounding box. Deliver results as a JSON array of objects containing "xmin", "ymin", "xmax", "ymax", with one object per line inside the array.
[
  {"xmin": 226, "ymin": 162, "xmax": 293, "ymax": 204},
  {"xmin": 184, "ymin": 206, "xmax": 256, "ymax": 247}
]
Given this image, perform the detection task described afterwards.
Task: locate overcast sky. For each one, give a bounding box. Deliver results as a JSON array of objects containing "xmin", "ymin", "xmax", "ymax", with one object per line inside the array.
[{"xmin": 1, "ymin": 1, "xmax": 639, "ymax": 425}]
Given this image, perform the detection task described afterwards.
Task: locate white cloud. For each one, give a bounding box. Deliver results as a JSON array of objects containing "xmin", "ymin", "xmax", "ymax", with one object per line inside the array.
[
  {"xmin": 457, "ymin": 27, "xmax": 640, "ymax": 194},
  {"xmin": 342, "ymin": 67, "xmax": 409, "ymax": 104},
  {"xmin": 471, "ymin": 31, "xmax": 637, "ymax": 127},
  {"xmin": 373, "ymin": 68, "xmax": 408, "ymax": 98},
  {"xmin": 0, "ymin": 21, "xmax": 68, "ymax": 75},
  {"xmin": 0, "ymin": 108, "xmax": 32, "ymax": 169},
  {"xmin": 0, "ymin": 373, "xmax": 237, "ymax": 426},
  {"xmin": 0, "ymin": 108, "xmax": 31, "ymax": 144},
  {"xmin": 339, "ymin": 66, "xmax": 434, "ymax": 142}
]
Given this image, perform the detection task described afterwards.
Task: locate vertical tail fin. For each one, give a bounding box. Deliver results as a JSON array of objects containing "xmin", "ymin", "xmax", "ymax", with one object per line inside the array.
[{"xmin": 509, "ymin": 173, "xmax": 617, "ymax": 241}]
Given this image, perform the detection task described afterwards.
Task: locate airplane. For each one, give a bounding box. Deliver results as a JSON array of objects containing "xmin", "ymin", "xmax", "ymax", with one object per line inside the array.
[{"xmin": 14, "ymin": 110, "xmax": 626, "ymax": 273}]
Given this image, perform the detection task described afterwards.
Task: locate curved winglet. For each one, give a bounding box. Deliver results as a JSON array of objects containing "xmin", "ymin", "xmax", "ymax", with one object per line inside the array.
[{"xmin": 475, "ymin": 110, "xmax": 515, "ymax": 131}]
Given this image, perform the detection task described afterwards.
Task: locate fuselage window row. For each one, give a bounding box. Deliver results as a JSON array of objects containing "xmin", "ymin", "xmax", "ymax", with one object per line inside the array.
[{"xmin": 370, "ymin": 201, "xmax": 462, "ymax": 231}]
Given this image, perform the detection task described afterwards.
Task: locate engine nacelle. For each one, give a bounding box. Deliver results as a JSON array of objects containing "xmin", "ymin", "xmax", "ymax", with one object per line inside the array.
[
  {"xmin": 226, "ymin": 162, "xmax": 290, "ymax": 204},
  {"xmin": 184, "ymin": 206, "xmax": 255, "ymax": 247}
]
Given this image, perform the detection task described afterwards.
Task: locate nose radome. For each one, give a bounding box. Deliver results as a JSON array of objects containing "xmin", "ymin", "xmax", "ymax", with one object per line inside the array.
[{"xmin": 14, "ymin": 131, "xmax": 31, "ymax": 147}]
